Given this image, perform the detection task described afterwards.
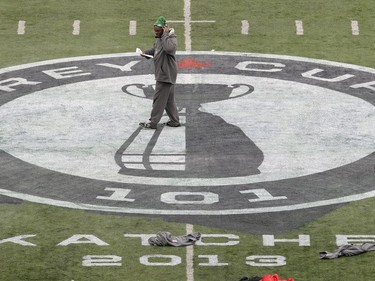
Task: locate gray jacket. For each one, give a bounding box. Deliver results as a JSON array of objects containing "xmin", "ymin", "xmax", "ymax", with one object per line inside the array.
[
  {"xmin": 320, "ymin": 243, "xmax": 375, "ymax": 259},
  {"xmin": 145, "ymin": 29, "xmax": 178, "ymax": 84},
  {"xmin": 148, "ymin": 231, "xmax": 201, "ymax": 247}
]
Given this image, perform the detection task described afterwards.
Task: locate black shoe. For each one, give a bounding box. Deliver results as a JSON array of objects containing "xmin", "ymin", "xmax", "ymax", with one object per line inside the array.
[{"xmin": 166, "ymin": 121, "xmax": 181, "ymax": 127}]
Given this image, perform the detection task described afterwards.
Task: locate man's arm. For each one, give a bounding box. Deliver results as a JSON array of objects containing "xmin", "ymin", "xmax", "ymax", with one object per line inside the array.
[
  {"xmin": 143, "ymin": 45, "xmax": 155, "ymax": 58},
  {"xmin": 161, "ymin": 27, "xmax": 177, "ymax": 54}
]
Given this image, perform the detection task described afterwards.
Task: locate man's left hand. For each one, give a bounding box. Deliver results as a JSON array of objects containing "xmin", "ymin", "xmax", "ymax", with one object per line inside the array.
[{"xmin": 163, "ymin": 26, "xmax": 170, "ymax": 34}]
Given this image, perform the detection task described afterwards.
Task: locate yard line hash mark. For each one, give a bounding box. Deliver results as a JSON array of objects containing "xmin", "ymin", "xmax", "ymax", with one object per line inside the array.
[
  {"xmin": 17, "ymin": 20, "xmax": 26, "ymax": 35},
  {"xmin": 129, "ymin": 20, "xmax": 137, "ymax": 35},
  {"xmin": 72, "ymin": 20, "xmax": 80, "ymax": 35},
  {"xmin": 295, "ymin": 20, "xmax": 304, "ymax": 35},
  {"xmin": 241, "ymin": 20, "xmax": 249, "ymax": 35},
  {"xmin": 351, "ymin": 20, "xmax": 359, "ymax": 35}
]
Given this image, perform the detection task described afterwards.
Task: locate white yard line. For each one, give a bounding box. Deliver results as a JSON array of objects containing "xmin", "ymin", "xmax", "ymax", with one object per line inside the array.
[
  {"xmin": 169, "ymin": 20, "xmax": 215, "ymax": 23},
  {"xmin": 172, "ymin": 0, "xmax": 215, "ymax": 51},
  {"xmin": 17, "ymin": 20, "xmax": 26, "ymax": 35},
  {"xmin": 241, "ymin": 20, "xmax": 249, "ymax": 35},
  {"xmin": 295, "ymin": 20, "xmax": 304, "ymax": 35},
  {"xmin": 72, "ymin": 20, "xmax": 80, "ymax": 35},
  {"xmin": 186, "ymin": 224, "xmax": 194, "ymax": 281},
  {"xmin": 184, "ymin": 0, "xmax": 192, "ymax": 52},
  {"xmin": 129, "ymin": 20, "xmax": 137, "ymax": 36},
  {"xmin": 351, "ymin": 20, "xmax": 359, "ymax": 35}
]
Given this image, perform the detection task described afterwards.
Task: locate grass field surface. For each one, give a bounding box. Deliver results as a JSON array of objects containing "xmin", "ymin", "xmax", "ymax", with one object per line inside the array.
[{"xmin": 1, "ymin": 1, "xmax": 374, "ymax": 280}]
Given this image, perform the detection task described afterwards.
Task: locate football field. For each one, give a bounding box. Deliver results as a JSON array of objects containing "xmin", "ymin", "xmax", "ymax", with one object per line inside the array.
[{"xmin": 1, "ymin": 1, "xmax": 375, "ymax": 281}]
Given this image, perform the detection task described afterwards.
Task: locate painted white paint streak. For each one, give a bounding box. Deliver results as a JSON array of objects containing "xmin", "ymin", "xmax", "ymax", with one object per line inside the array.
[
  {"xmin": 191, "ymin": 20, "xmax": 215, "ymax": 23},
  {"xmin": 17, "ymin": 20, "xmax": 26, "ymax": 35},
  {"xmin": 184, "ymin": 0, "xmax": 192, "ymax": 52},
  {"xmin": 129, "ymin": 20, "xmax": 137, "ymax": 36},
  {"xmin": 169, "ymin": 20, "xmax": 215, "ymax": 23},
  {"xmin": 295, "ymin": 20, "xmax": 304, "ymax": 35},
  {"xmin": 241, "ymin": 20, "xmax": 249, "ymax": 35},
  {"xmin": 351, "ymin": 20, "xmax": 359, "ymax": 35},
  {"xmin": 72, "ymin": 20, "xmax": 80, "ymax": 35},
  {"xmin": 186, "ymin": 224, "xmax": 194, "ymax": 281}
]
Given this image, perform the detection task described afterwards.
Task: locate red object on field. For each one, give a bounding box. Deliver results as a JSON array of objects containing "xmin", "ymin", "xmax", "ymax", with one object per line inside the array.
[
  {"xmin": 178, "ymin": 57, "xmax": 213, "ymax": 69},
  {"xmin": 261, "ymin": 273, "xmax": 295, "ymax": 281}
]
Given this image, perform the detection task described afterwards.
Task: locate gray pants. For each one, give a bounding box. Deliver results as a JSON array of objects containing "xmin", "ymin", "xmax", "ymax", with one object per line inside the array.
[{"xmin": 150, "ymin": 81, "xmax": 179, "ymax": 127}]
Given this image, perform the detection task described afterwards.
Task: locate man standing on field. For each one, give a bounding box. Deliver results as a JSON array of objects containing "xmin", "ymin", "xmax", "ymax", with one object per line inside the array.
[{"xmin": 139, "ymin": 16, "xmax": 180, "ymax": 129}]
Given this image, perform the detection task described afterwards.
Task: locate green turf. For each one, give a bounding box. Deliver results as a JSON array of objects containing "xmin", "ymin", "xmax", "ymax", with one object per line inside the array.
[
  {"xmin": 0, "ymin": 202, "xmax": 187, "ymax": 281},
  {"xmin": 0, "ymin": 0, "xmax": 374, "ymax": 280},
  {"xmin": 191, "ymin": 0, "xmax": 375, "ymax": 67},
  {"xmin": 0, "ymin": 198, "xmax": 374, "ymax": 281},
  {"xmin": 1, "ymin": 0, "xmax": 374, "ymax": 68},
  {"xmin": 0, "ymin": 0, "xmax": 185, "ymax": 66}
]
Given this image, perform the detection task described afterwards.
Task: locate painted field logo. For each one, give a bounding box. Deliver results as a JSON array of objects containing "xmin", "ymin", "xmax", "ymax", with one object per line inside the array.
[
  {"xmin": 119, "ymin": 80, "xmax": 259, "ymax": 178},
  {"xmin": 0, "ymin": 52, "xmax": 374, "ymax": 222}
]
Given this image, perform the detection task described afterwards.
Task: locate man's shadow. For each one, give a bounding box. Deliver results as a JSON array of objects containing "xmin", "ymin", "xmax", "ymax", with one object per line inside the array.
[{"xmin": 116, "ymin": 83, "xmax": 264, "ymax": 178}]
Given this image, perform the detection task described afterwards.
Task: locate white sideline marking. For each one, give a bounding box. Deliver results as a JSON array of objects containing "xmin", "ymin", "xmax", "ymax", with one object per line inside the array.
[
  {"xmin": 186, "ymin": 224, "xmax": 194, "ymax": 281},
  {"xmin": 17, "ymin": 20, "xmax": 26, "ymax": 35},
  {"xmin": 295, "ymin": 20, "xmax": 304, "ymax": 35},
  {"xmin": 129, "ymin": 20, "xmax": 137, "ymax": 35},
  {"xmin": 351, "ymin": 20, "xmax": 359, "ymax": 35},
  {"xmin": 72, "ymin": 20, "xmax": 80, "ymax": 35},
  {"xmin": 184, "ymin": 0, "xmax": 192, "ymax": 51},
  {"xmin": 241, "ymin": 20, "xmax": 249, "ymax": 35}
]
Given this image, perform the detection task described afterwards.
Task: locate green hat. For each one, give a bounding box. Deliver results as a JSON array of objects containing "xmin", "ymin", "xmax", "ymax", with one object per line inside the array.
[{"xmin": 154, "ymin": 16, "xmax": 166, "ymax": 28}]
